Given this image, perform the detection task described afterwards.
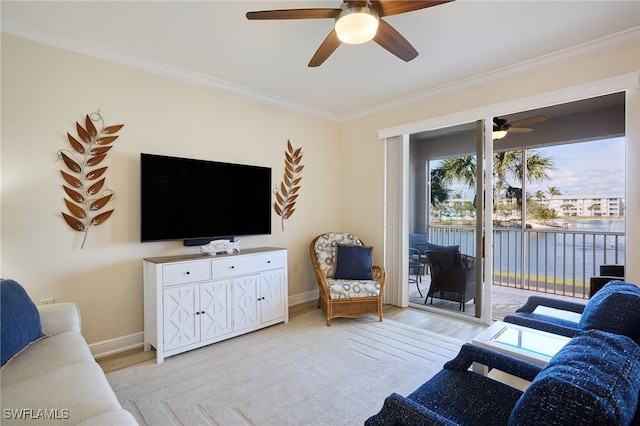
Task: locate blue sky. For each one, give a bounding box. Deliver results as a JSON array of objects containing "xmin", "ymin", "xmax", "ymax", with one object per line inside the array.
[{"xmin": 527, "ymin": 137, "xmax": 625, "ymax": 197}]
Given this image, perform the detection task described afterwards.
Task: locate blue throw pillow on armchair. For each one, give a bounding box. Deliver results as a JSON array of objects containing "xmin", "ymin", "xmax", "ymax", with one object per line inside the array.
[
  {"xmin": 1, "ymin": 279, "xmax": 45, "ymax": 365},
  {"xmin": 579, "ymin": 280, "xmax": 640, "ymax": 344},
  {"xmin": 334, "ymin": 244, "xmax": 373, "ymax": 280}
]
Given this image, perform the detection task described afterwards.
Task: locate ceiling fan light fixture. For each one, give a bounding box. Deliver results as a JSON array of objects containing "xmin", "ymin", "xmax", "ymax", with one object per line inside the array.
[
  {"xmin": 493, "ymin": 130, "xmax": 508, "ymax": 140},
  {"xmin": 335, "ymin": 7, "xmax": 379, "ymax": 45}
]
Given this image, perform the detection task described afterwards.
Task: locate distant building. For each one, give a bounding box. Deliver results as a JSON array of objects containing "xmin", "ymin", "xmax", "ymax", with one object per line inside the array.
[{"xmin": 542, "ymin": 194, "xmax": 625, "ymax": 217}]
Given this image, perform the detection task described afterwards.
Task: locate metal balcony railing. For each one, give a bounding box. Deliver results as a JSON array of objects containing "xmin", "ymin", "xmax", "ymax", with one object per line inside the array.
[{"xmin": 427, "ymin": 224, "xmax": 625, "ymax": 300}]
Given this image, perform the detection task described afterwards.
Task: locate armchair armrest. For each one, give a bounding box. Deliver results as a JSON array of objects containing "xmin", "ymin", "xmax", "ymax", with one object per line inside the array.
[
  {"xmin": 371, "ymin": 265, "xmax": 386, "ymax": 291},
  {"xmin": 502, "ymin": 314, "xmax": 580, "ymax": 338},
  {"xmin": 444, "ymin": 343, "xmax": 542, "ymax": 383},
  {"xmin": 365, "ymin": 393, "xmax": 458, "ymax": 426},
  {"xmin": 37, "ymin": 303, "xmax": 81, "ymax": 335},
  {"xmin": 515, "ymin": 295, "xmax": 585, "ymax": 314}
]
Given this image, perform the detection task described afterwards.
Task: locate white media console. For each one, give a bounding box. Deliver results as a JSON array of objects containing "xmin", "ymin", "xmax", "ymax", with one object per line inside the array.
[{"xmin": 143, "ymin": 247, "xmax": 288, "ymax": 363}]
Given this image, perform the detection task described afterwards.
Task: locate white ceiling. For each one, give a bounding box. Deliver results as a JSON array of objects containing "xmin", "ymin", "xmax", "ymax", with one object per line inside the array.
[{"xmin": 2, "ymin": 1, "xmax": 639, "ymax": 122}]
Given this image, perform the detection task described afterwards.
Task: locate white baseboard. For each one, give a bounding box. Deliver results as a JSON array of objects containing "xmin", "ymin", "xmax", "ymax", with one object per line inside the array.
[
  {"xmin": 89, "ymin": 291, "xmax": 320, "ymax": 359},
  {"xmin": 90, "ymin": 332, "xmax": 144, "ymax": 359},
  {"xmin": 288, "ymin": 289, "xmax": 318, "ymax": 306}
]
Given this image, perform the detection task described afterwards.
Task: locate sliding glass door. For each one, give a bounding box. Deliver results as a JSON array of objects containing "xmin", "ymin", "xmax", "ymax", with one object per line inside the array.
[{"xmin": 408, "ymin": 120, "xmax": 486, "ymax": 319}]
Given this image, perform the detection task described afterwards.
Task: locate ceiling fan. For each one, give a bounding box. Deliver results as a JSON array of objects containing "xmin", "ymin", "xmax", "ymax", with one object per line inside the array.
[
  {"xmin": 246, "ymin": 1, "xmax": 454, "ymax": 67},
  {"xmin": 493, "ymin": 115, "xmax": 547, "ymax": 140}
]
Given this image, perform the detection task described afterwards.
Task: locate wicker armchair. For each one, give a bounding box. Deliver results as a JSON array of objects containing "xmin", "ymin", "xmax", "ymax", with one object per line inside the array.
[{"xmin": 310, "ymin": 232, "xmax": 386, "ymax": 326}]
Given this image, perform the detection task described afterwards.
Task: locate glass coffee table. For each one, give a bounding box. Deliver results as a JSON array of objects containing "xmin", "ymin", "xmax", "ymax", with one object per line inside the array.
[{"xmin": 472, "ymin": 321, "xmax": 571, "ymax": 375}]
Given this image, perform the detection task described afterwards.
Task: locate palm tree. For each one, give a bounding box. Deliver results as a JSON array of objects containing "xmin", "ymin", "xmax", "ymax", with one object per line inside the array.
[
  {"xmin": 534, "ymin": 190, "xmax": 546, "ymax": 202},
  {"xmin": 435, "ymin": 149, "xmax": 555, "ymax": 207},
  {"xmin": 440, "ymin": 156, "xmax": 476, "ymax": 188},
  {"xmin": 559, "ymin": 203, "xmax": 574, "ymax": 216},
  {"xmin": 430, "ymin": 167, "xmax": 450, "ymax": 205},
  {"xmin": 548, "ymin": 186, "xmax": 562, "ymax": 197}
]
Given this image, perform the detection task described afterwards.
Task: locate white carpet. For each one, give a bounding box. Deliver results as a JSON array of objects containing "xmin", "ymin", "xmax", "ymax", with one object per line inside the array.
[{"xmin": 107, "ymin": 309, "xmax": 463, "ymax": 425}]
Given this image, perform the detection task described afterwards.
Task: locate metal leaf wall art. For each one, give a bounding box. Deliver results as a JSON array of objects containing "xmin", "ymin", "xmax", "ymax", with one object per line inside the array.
[
  {"xmin": 57, "ymin": 112, "xmax": 124, "ymax": 248},
  {"xmin": 274, "ymin": 140, "xmax": 303, "ymax": 231}
]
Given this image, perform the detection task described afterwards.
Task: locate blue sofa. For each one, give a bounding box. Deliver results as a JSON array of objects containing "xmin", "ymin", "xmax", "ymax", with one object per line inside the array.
[
  {"xmin": 503, "ymin": 280, "xmax": 640, "ymax": 343},
  {"xmin": 366, "ymin": 329, "xmax": 640, "ymax": 425}
]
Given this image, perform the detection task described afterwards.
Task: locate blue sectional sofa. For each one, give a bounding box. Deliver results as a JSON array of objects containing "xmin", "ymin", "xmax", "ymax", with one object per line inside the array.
[
  {"xmin": 366, "ymin": 329, "xmax": 640, "ymax": 425},
  {"xmin": 503, "ymin": 280, "xmax": 640, "ymax": 343}
]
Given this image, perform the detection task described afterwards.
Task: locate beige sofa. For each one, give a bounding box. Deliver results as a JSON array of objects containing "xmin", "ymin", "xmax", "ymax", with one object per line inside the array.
[{"xmin": 0, "ymin": 303, "xmax": 137, "ymax": 425}]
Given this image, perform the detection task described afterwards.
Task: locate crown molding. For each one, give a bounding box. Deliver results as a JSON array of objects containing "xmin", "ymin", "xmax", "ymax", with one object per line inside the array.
[
  {"xmin": 3, "ymin": 19, "xmax": 638, "ymax": 124},
  {"xmin": 344, "ymin": 27, "xmax": 640, "ymax": 123},
  {"xmin": 1, "ymin": 18, "xmax": 341, "ymax": 123}
]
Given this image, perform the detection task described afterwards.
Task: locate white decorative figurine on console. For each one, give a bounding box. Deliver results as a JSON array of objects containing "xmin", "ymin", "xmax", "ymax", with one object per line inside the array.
[{"xmin": 200, "ymin": 239, "xmax": 240, "ymax": 256}]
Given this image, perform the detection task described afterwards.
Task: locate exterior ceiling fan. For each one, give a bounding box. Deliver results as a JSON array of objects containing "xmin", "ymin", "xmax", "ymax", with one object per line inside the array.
[
  {"xmin": 246, "ymin": 1, "xmax": 454, "ymax": 67},
  {"xmin": 493, "ymin": 115, "xmax": 547, "ymax": 140}
]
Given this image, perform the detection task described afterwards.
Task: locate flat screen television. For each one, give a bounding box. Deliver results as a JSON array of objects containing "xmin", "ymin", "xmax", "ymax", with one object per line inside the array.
[{"xmin": 140, "ymin": 153, "xmax": 272, "ymax": 245}]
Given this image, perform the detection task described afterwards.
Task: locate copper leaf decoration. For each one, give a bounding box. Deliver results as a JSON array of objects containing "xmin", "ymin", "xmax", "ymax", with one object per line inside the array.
[
  {"xmin": 273, "ymin": 140, "xmax": 303, "ymax": 231},
  {"xmin": 57, "ymin": 111, "xmax": 123, "ymax": 248},
  {"xmin": 61, "ymin": 171, "xmax": 82, "ymax": 188}
]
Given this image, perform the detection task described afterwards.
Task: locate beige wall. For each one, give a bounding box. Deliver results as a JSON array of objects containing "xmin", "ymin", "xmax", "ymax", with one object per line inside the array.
[
  {"xmin": 1, "ymin": 34, "xmax": 341, "ymax": 344},
  {"xmin": 2, "ymin": 32, "xmax": 639, "ymax": 348}
]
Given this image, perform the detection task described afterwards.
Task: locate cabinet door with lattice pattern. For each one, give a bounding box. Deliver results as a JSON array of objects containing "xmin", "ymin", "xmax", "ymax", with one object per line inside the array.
[
  {"xmin": 200, "ymin": 280, "xmax": 233, "ymax": 341},
  {"xmin": 260, "ymin": 271, "xmax": 285, "ymax": 323},
  {"xmin": 233, "ymin": 274, "xmax": 260, "ymax": 332},
  {"xmin": 163, "ymin": 284, "xmax": 200, "ymax": 351}
]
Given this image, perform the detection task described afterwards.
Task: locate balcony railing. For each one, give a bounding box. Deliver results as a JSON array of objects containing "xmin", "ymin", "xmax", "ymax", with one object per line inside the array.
[{"xmin": 427, "ymin": 224, "xmax": 625, "ymax": 300}]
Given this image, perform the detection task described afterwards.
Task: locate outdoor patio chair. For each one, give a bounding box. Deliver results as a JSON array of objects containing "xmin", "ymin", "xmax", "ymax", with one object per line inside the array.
[
  {"xmin": 503, "ymin": 280, "xmax": 640, "ymax": 344},
  {"xmin": 310, "ymin": 232, "xmax": 386, "ymax": 326},
  {"xmin": 409, "ymin": 248, "xmax": 425, "ymax": 297},
  {"xmin": 424, "ymin": 246, "xmax": 476, "ymax": 311},
  {"xmin": 590, "ymin": 264, "xmax": 625, "ymax": 296}
]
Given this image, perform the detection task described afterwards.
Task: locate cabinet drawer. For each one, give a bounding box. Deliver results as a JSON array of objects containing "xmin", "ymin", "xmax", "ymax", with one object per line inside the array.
[
  {"xmin": 253, "ymin": 252, "xmax": 285, "ymax": 271},
  {"xmin": 163, "ymin": 261, "xmax": 211, "ymax": 286},
  {"xmin": 212, "ymin": 256, "xmax": 252, "ymax": 278}
]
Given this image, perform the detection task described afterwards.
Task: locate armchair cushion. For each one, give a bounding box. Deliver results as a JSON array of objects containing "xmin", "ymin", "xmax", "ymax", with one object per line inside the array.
[
  {"xmin": 579, "ymin": 280, "xmax": 640, "ymax": 344},
  {"xmin": 334, "ymin": 244, "xmax": 373, "ymax": 280},
  {"xmin": 508, "ymin": 329, "xmax": 640, "ymax": 425},
  {"xmin": 1, "ymin": 280, "xmax": 45, "ymax": 366},
  {"xmin": 327, "ymin": 278, "xmax": 380, "ymax": 299}
]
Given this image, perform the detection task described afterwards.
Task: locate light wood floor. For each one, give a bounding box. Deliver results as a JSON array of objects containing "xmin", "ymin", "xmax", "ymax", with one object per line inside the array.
[{"xmin": 96, "ymin": 302, "xmax": 487, "ymax": 373}]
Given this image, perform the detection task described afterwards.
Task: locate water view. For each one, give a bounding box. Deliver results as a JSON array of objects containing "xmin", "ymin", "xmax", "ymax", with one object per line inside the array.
[{"xmin": 429, "ymin": 218, "xmax": 625, "ymax": 299}]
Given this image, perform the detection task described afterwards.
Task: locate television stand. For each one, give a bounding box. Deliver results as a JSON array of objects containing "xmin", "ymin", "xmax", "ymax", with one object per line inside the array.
[{"xmin": 143, "ymin": 247, "xmax": 288, "ymax": 363}]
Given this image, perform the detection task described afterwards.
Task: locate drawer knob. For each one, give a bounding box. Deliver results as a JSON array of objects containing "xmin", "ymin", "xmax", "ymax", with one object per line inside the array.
[
  {"xmin": 267, "ymin": 260, "xmax": 271, "ymax": 264},
  {"xmin": 185, "ymin": 271, "xmax": 190, "ymax": 275}
]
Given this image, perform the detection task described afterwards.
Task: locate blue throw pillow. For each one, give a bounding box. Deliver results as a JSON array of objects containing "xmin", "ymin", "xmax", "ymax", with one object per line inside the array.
[
  {"xmin": 1, "ymin": 279, "xmax": 45, "ymax": 365},
  {"xmin": 508, "ymin": 329, "xmax": 640, "ymax": 426},
  {"xmin": 579, "ymin": 280, "xmax": 640, "ymax": 344},
  {"xmin": 334, "ymin": 244, "xmax": 373, "ymax": 280}
]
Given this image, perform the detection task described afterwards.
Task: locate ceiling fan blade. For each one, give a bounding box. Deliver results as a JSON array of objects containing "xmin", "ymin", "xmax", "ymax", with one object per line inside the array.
[
  {"xmin": 246, "ymin": 9, "xmax": 340, "ymax": 20},
  {"xmin": 508, "ymin": 127, "xmax": 534, "ymax": 134},
  {"xmin": 308, "ymin": 30, "xmax": 342, "ymax": 67},
  {"xmin": 373, "ymin": 19, "xmax": 418, "ymax": 62},
  {"xmin": 343, "ymin": 0, "xmax": 368, "ymax": 6},
  {"xmin": 508, "ymin": 115, "xmax": 547, "ymax": 128},
  {"xmin": 370, "ymin": 0, "xmax": 454, "ymax": 17}
]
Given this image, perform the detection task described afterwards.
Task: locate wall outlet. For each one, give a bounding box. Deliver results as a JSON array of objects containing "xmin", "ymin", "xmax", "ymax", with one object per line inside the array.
[{"xmin": 41, "ymin": 298, "xmax": 55, "ymax": 305}]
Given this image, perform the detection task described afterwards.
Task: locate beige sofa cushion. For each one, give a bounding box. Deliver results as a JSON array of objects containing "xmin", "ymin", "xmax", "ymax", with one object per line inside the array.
[
  {"xmin": 2, "ymin": 362, "xmax": 128, "ymax": 425},
  {"xmin": 0, "ymin": 333, "xmax": 92, "ymax": 386}
]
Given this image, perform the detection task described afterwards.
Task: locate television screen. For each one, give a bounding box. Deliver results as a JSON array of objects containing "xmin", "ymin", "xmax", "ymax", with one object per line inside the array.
[{"xmin": 140, "ymin": 153, "xmax": 272, "ymax": 244}]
